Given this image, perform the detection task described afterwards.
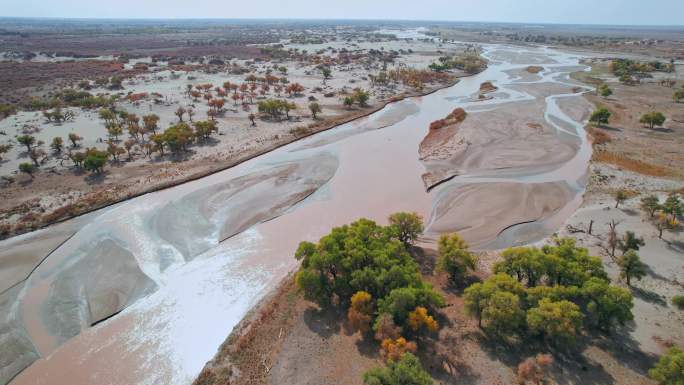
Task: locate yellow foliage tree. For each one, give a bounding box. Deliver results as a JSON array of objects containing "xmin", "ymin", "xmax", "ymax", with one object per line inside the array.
[
  {"xmin": 408, "ymin": 306, "xmax": 439, "ymax": 333},
  {"xmin": 381, "ymin": 337, "xmax": 417, "ymax": 362},
  {"xmin": 348, "ymin": 291, "xmax": 373, "ymax": 333}
]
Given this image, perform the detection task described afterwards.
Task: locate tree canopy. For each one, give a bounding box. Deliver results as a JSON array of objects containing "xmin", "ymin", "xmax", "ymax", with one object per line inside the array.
[
  {"xmin": 589, "ymin": 108, "xmax": 611, "ymax": 126},
  {"xmin": 617, "ymin": 250, "xmax": 647, "ymax": 286},
  {"xmin": 640, "ymin": 112, "xmax": 667, "ymax": 129},
  {"xmin": 466, "ymin": 238, "xmax": 633, "ymax": 340},
  {"xmin": 363, "ymin": 353, "xmax": 433, "ymax": 385},
  {"xmin": 436, "ymin": 233, "xmax": 477, "ymax": 284},
  {"xmin": 296, "ymin": 214, "xmax": 443, "ymax": 382},
  {"xmin": 388, "ymin": 212, "xmax": 423, "ymax": 246},
  {"xmin": 649, "ymin": 347, "xmax": 684, "ymax": 385}
]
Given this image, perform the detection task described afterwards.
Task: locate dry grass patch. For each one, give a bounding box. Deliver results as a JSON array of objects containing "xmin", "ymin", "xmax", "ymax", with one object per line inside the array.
[
  {"xmin": 593, "ymin": 151, "xmax": 670, "ymax": 177},
  {"xmin": 586, "ymin": 126, "xmax": 612, "ymax": 145}
]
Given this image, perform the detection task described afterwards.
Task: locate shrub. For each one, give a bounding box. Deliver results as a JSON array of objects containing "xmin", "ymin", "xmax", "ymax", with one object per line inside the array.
[
  {"xmin": 649, "ymin": 347, "xmax": 684, "ymax": 385},
  {"xmin": 672, "ymin": 295, "xmax": 684, "ymax": 310},
  {"xmin": 19, "ymin": 162, "xmax": 37, "ymax": 178},
  {"xmin": 363, "ymin": 353, "xmax": 432, "ymax": 385},
  {"xmin": 586, "ymin": 126, "xmax": 611, "ymax": 145},
  {"xmin": 348, "ymin": 291, "xmax": 374, "ymax": 333},
  {"xmin": 517, "ymin": 354, "xmax": 554, "ymax": 385},
  {"xmin": 407, "ymin": 306, "xmax": 439, "ymax": 334},
  {"xmin": 374, "ymin": 313, "xmax": 401, "ymax": 342},
  {"xmin": 0, "ymin": 104, "xmax": 17, "ymax": 119},
  {"xmin": 380, "ymin": 337, "xmax": 418, "ymax": 362}
]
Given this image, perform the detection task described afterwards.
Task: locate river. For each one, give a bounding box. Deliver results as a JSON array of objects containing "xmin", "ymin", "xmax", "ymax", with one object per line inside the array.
[{"xmin": 0, "ymin": 44, "xmax": 593, "ymax": 385}]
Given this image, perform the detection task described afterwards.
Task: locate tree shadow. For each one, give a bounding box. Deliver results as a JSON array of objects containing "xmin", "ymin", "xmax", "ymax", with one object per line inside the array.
[
  {"xmin": 590, "ymin": 329, "xmax": 659, "ymax": 377},
  {"xmin": 598, "ymin": 125, "xmax": 622, "ymax": 132},
  {"xmin": 72, "ymin": 167, "xmax": 86, "ymax": 177},
  {"xmin": 18, "ymin": 176, "xmax": 34, "ymax": 186},
  {"xmin": 631, "ymin": 286, "xmax": 667, "ymax": 306},
  {"xmin": 412, "ymin": 246, "xmax": 437, "ymax": 275},
  {"xmin": 620, "ymin": 208, "xmax": 640, "ymax": 216},
  {"xmin": 644, "ymin": 264, "xmax": 680, "ymax": 287},
  {"xmin": 303, "ymin": 306, "xmax": 341, "ymax": 339},
  {"xmin": 442, "ymin": 275, "xmax": 482, "ymax": 296},
  {"xmin": 666, "ymin": 239, "xmax": 684, "ymax": 254},
  {"xmin": 472, "ymin": 330, "xmax": 627, "ymax": 385},
  {"xmin": 196, "ymin": 137, "xmax": 221, "ymax": 147},
  {"xmin": 650, "ymin": 127, "xmax": 674, "ymax": 133},
  {"xmin": 549, "ymin": 349, "xmax": 616, "ymax": 385},
  {"xmin": 84, "ymin": 172, "xmax": 107, "ymax": 185},
  {"xmin": 354, "ymin": 334, "xmax": 381, "ymax": 359},
  {"xmin": 169, "ymin": 149, "xmax": 197, "ymax": 162}
]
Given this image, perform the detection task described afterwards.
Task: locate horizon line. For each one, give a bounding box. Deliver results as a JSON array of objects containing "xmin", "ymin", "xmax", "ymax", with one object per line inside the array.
[{"xmin": 0, "ymin": 16, "xmax": 683, "ymax": 29}]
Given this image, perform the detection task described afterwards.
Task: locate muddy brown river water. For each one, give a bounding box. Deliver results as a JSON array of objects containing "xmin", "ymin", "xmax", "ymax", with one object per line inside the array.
[{"xmin": 0, "ymin": 45, "xmax": 593, "ymax": 385}]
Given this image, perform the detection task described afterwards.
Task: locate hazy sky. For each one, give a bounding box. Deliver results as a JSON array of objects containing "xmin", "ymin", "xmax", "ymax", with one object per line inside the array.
[{"xmin": 2, "ymin": 0, "xmax": 684, "ymax": 26}]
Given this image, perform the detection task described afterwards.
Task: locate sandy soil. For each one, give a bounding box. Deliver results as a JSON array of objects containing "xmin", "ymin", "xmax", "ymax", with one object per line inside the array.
[
  {"xmin": 419, "ymin": 82, "xmax": 582, "ymax": 190},
  {"xmin": 426, "ymin": 181, "xmax": 576, "ymax": 248}
]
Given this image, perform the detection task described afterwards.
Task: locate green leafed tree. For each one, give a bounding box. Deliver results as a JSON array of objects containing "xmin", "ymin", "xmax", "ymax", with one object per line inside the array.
[
  {"xmin": 464, "ymin": 273, "xmax": 525, "ymax": 331},
  {"xmin": 363, "ymin": 353, "xmax": 432, "ymax": 385},
  {"xmin": 16, "ymin": 135, "xmax": 36, "ymax": 153},
  {"xmin": 50, "ymin": 137, "xmax": 64, "ymax": 154},
  {"xmin": 0, "ymin": 143, "xmax": 12, "ymax": 161},
  {"xmin": 582, "ymin": 277, "xmax": 634, "ymax": 330},
  {"xmin": 615, "ymin": 189, "xmax": 628, "ymax": 208},
  {"xmin": 343, "ymin": 96, "xmax": 355, "ymax": 109},
  {"xmin": 18, "ymin": 162, "xmax": 37, "ymax": 178},
  {"xmin": 589, "ymin": 108, "xmax": 611, "ymax": 126},
  {"xmin": 295, "ymin": 218, "xmax": 442, "ymax": 316},
  {"xmin": 481, "ymin": 290, "xmax": 525, "ymax": 337},
  {"xmin": 83, "ymin": 148, "xmax": 109, "ymax": 174},
  {"xmin": 674, "ymin": 88, "xmax": 684, "ymax": 103},
  {"xmin": 388, "ymin": 212, "xmax": 424, "ymax": 246},
  {"xmin": 598, "ymin": 84, "xmax": 613, "ymax": 98},
  {"xmin": 640, "ymin": 195, "xmax": 661, "ymax": 217},
  {"xmin": 648, "ymin": 347, "xmax": 684, "ymax": 385},
  {"xmin": 436, "ymin": 233, "xmax": 477, "ymax": 284},
  {"xmin": 617, "ymin": 231, "xmax": 645, "ymax": 255},
  {"xmin": 527, "ymin": 298, "xmax": 583, "ymax": 344},
  {"xmin": 617, "ymin": 250, "xmax": 647, "ymax": 286},
  {"xmin": 308, "ymin": 102, "xmax": 322, "ymax": 119},
  {"xmin": 640, "ymin": 111, "xmax": 667, "ymax": 129},
  {"xmin": 378, "ymin": 286, "xmax": 445, "ymax": 327},
  {"xmin": 662, "ymin": 193, "xmax": 682, "ymax": 220}
]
